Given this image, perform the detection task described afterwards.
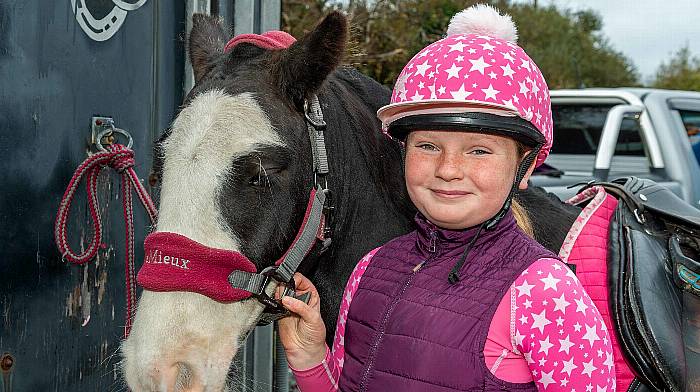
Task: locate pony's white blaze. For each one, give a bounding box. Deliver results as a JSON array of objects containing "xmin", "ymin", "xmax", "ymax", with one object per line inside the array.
[{"xmin": 122, "ymin": 90, "xmax": 283, "ymax": 391}]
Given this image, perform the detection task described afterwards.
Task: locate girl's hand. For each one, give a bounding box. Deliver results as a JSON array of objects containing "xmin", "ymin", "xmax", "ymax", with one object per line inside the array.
[{"xmin": 277, "ymin": 273, "xmax": 327, "ymax": 370}]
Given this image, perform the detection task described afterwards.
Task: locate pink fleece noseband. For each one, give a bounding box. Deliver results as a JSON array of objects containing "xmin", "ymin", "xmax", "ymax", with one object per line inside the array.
[
  {"xmin": 137, "ymin": 232, "xmax": 257, "ymax": 301},
  {"xmin": 137, "ymin": 187, "xmax": 327, "ymax": 302}
]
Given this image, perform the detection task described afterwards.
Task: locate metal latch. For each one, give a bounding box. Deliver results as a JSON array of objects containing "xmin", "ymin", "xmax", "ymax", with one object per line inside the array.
[{"xmin": 90, "ymin": 116, "xmax": 115, "ymax": 147}]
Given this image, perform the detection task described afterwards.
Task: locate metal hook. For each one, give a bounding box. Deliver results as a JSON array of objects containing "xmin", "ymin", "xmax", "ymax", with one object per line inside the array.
[{"xmin": 96, "ymin": 127, "xmax": 133, "ymax": 151}]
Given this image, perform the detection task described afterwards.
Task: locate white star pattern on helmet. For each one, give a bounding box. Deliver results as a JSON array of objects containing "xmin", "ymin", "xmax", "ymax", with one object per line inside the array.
[
  {"xmin": 518, "ymin": 80, "xmax": 530, "ymax": 95},
  {"xmin": 481, "ymin": 83, "xmax": 500, "ymax": 101},
  {"xmin": 555, "ymin": 316, "xmax": 565, "ymax": 326},
  {"xmin": 445, "ymin": 63, "xmax": 463, "ymax": 80},
  {"xmin": 480, "ymin": 41, "xmax": 496, "ymax": 51},
  {"xmin": 449, "ymin": 41, "xmax": 467, "ymax": 52},
  {"xmin": 415, "ymin": 60, "xmax": 432, "ymax": 76},
  {"xmin": 502, "ymin": 98, "xmax": 515, "ymax": 110},
  {"xmin": 469, "ymin": 56, "xmax": 491, "ymax": 74},
  {"xmin": 502, "ymin": 51, "xmax": 515, "ymax": 62},
  {"xmin": 450, "ymin": 83, "xmax": 472, "ymax": 100},
  {"xmin": 381, "ymin": 21, "xmax": 555, "ymax": 169},
  {"xmin": 501, "ymin": 63, "xmax": 516, "ymax": 78}
]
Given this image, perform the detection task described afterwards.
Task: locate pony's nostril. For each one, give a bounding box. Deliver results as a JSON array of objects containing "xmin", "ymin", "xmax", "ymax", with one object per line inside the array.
[{"xmin": 175, "ymin": 362, "xmax": 194, "ymax": 390}]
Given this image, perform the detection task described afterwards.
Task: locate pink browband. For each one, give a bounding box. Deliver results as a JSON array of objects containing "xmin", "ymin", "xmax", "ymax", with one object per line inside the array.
[{"xmin": 224, "ymin": 30, "xmax": 296, "ymax": 52}]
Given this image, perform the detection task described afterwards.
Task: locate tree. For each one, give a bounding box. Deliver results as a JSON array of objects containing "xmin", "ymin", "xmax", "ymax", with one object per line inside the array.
[
  {"xmin": 281, "ymin": 0, "xmax": 640, "ymax": 89},
  {"xmin": 508, "ymin": 5, "xmax": 639, "ymax": 88},
  {"xmin": 653, "ymin": 46, "xmax": 700, "ymax": 91}
]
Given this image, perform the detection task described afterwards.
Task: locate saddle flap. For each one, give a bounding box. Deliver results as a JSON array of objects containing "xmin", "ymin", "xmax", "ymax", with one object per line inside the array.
[{"xmin": 625, "ymin": 226, "xmax": 685, "ymax": 389}]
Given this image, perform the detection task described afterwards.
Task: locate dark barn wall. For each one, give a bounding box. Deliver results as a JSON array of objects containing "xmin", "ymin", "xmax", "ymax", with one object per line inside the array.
[{"xmin": 0, "ymin": 1, "xmax": 184, "ymax": 390}]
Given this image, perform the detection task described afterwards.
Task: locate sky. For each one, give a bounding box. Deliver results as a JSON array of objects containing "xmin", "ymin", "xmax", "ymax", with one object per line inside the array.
[{"xmin": 511, "ymin": 0, "xmax": 700, "ymax": 83}]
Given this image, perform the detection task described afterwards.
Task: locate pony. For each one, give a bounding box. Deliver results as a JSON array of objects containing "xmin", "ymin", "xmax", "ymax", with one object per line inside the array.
[{"xmin": 121, "ymin": 12, "xmax": 579, "ymax": 391}]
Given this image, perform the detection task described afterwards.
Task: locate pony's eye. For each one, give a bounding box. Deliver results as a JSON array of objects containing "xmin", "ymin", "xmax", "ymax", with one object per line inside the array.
[
  {"xmin": 248, "ymin": 167, "xmax": 282, "ymax": 187},
  {"xmin": 249, "ymin": 173, "xmax": 271, "ymax": 187}
]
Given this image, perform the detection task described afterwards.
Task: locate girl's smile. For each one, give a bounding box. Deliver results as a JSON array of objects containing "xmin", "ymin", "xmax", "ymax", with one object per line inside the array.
[{"xmin": 430, "ymin": 189, "xmax": 472, "ymax": 199}]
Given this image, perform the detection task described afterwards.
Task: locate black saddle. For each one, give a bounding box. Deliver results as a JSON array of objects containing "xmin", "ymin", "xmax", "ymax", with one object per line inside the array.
[{"xmin": 582, "ymin": 177, "xmax": 700, "ymax": 391}]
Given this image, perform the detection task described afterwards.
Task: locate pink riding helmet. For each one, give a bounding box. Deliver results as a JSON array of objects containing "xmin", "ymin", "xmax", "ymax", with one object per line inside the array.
[{"xmin": 377, "ymin": 4, "xmax": 553, "ymax": 167}]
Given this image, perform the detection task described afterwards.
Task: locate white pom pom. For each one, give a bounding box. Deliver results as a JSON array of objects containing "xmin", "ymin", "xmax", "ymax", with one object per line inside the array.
[{"xmin": 446, "ymin": 4, "xmax": 518, "ymax": 43}]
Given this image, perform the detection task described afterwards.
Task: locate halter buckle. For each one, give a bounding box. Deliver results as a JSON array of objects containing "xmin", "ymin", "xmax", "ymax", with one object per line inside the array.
[{"xmin": 252, "ymin": 267, "xmax": 302, "ymax": 325}]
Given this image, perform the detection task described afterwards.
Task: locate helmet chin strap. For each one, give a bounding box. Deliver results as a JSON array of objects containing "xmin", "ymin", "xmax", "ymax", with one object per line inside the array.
[
  {"xmin": 448, "ymin": 146, "xmax": 541, "ymax": 284},
  {"xmin": 485, "ymin": 147, "xmax": 540, "ymax": 230}
]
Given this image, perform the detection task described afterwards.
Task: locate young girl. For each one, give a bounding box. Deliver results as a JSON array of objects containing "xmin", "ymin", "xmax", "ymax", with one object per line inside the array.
[{"xmin": 279, "ymin": 5, "xmax": 616, "ymax": 391}]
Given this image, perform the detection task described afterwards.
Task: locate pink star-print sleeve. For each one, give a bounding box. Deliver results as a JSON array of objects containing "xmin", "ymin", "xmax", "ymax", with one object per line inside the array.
[
  {"xmin": 291, "ymin": 248, "xmax": 379, "ymax": 392},
  {"xmin": 513, "ymin": 258, "xmax": 616, "ymax": 391}
]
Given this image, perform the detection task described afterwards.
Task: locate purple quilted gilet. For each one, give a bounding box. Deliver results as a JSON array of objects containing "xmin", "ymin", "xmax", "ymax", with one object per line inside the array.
[{"xmin": 338, "ymin": 211, "xmax": 554, "ymax": 391}]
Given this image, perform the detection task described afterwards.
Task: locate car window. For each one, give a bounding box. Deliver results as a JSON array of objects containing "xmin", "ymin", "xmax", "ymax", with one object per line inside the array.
[
  {"xmin": 551, "ymin": 104, "xmax": 645, "ymax": 156},
  {"xmin": 680, "ymin": 110, "xmax": 700, "ymax": 165}
]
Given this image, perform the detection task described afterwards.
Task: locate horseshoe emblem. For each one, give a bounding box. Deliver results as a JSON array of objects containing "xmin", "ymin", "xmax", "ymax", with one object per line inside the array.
[{"xmin": 71, "ymin": 0, "xmax": 148, "ymax": 42}]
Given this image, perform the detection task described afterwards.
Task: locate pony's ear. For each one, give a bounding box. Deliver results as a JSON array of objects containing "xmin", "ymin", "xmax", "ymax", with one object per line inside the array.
[
  {"xmin": 274, "ymin": 12, "xmax": 347, "ymax": 108},
  {"xmin": 188, "ymin": 14, "xmax": 228, "ymax": 84}
]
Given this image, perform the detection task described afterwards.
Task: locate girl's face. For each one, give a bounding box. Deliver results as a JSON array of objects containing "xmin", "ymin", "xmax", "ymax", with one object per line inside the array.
[{"xmin": 405, "ymin": 130, "xmax": 533, "ymax": 230}]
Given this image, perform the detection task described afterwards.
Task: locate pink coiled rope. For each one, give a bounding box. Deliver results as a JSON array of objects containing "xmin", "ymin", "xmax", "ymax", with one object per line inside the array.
[{"xmin": 54, "ymin": 143, "xmax": 157, "ymax": 337}]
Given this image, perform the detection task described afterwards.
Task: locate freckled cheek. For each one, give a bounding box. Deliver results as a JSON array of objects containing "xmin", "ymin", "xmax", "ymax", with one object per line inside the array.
[
  {"xmin": 404, "ymin": 153, "xmax": 436, "ymax": 187},
  {"xmin": 468, "ymin": 160, "xmax": 514, "ymax": 194}
]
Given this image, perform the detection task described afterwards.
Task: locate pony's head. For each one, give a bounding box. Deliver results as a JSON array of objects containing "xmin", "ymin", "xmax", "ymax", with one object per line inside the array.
[{"xmin": 121, "ymin": 12, "xmax": 348, "ymax": 391}]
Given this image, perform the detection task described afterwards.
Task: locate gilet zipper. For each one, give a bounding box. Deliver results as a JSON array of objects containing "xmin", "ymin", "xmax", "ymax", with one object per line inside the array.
[{"xmin": 357, "ymin": 230, "xmax": 438, "ymax": 391}]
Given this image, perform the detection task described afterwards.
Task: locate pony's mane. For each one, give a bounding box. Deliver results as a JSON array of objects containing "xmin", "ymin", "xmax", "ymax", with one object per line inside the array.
[
  {"xmin": 321, "ymin": 66, "xmax": 415, "ymax": 218},
  {"xmin": 515, "ymin": 185, "xmax": 580, "ymax": 252}
]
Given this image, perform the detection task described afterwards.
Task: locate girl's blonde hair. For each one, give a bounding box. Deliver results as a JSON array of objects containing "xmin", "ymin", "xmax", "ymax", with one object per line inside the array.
[
  {"xmin": 511, "ymin": 141, "xmax": 535, "ymax": 238},
  {"xmin": 512, "ymin": 199, "xmax": 534, "ymax": 238}
]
